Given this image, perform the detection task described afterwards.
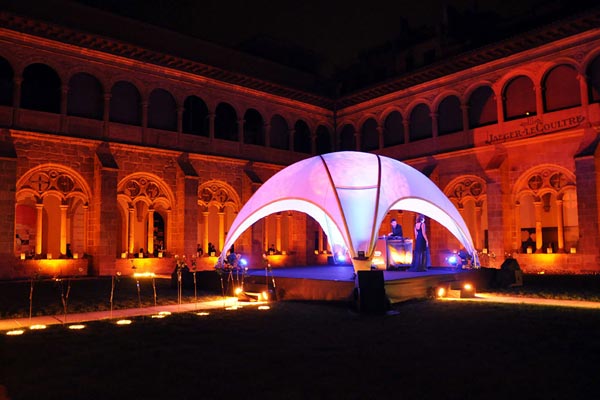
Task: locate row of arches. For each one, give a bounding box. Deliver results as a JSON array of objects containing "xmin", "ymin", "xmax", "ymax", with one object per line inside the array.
[
  {"xmin": 0, "ymin": 57, "xmax": 334, "ymax": 154},
  {"xmin": 340, "ymin": 56, "xmax": 600, "ymax": 151},
  {"xmin": 444, "ymin": 166, "xmax": 578, "ymax": 255},
  {"xmin": 13, "ymin": 162, "xmax": 579, "ymax": 261}
]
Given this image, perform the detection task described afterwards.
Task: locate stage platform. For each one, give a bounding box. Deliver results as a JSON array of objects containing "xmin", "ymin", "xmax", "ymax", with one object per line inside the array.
[{"xmin": 243, "ymin": 265, "xmax": 479, "ymax": 304}]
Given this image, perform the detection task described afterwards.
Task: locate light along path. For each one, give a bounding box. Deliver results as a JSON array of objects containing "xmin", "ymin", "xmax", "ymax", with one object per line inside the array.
[
  {"xmin": 443, "ymin": 293, "xmax": 600, "ymax": 309},
  {"xmin": 0, "ymin": 297, "xmax": 265, "ymax": 331}
]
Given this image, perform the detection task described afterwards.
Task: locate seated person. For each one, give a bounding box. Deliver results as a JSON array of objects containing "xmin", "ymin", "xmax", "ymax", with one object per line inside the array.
[{"xmin": 389, "ymin": 218, "xmax": 403, "ymax": 238}]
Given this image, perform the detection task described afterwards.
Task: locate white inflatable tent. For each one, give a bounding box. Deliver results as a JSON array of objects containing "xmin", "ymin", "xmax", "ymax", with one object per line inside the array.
[{"xmin": 219, "ymin": 151, "xmax": 475, "ymax": 270}]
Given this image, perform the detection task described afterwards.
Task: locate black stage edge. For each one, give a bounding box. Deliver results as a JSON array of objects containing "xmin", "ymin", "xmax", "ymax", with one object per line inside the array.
[{"xmin": 234, "ymin": 266, "xmax": 482, "ymax": 305}]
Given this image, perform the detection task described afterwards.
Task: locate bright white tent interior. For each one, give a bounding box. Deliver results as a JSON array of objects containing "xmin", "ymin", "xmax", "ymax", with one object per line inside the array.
[{"xmin": 219, "ymin": 151, "xmax": 476, "ymax": 270}]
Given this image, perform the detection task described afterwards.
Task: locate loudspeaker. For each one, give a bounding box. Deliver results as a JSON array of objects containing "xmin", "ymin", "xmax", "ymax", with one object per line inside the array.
[{"xmin": 356, "ymin": 270, "xmax": 388, "ymax": 313}]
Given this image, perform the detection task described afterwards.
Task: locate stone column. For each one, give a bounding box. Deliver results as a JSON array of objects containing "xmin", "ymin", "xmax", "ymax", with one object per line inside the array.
[
  {"xmin": 556, "ymin": 199, "xmax": 565, "ymax": 252},
  {"xmin": 60, "ymin": 204, "xmax": 68, "ymax": 256},
  {"xmin": 574, "ymin": 154, "xmax": 600, "ymax": 257},
  {"xmin": 287, "ymin": 212, "xmax": 293, "ymax": 252},
  {"xmin": 430, "ymin": 112, "xmax": 439, "ymax": 138},
  {"xmin": 12, "ymin": 76, "xmax": 22, "ymax": 125},
  {"xmin": 176, "ymin": 106, "xmax": 184, "ymax": 148},
  {"xmin": 318, "ymin": 228, "xmax": 324, "ymax": 253},
  {"xmin": 377, "ymin": 125, "xmax": 384, "ymax": 150},
  {"xmin": 83, "ymin": 205, "xmax": 89, "ymax": 254},
  {"xmin": 60, "ymin": 84, "xmax": 69, "ymax": 132},
  {"xmin": 203, "ymin": 210, "xmax": 209, "ymax": 254},
  {"xmin": 264, "ymin": 215, "xmax": 270, "ymax": 252},
  {"xmin": 534, "ymin": 84, "xmax": 544, "ymax": 116},
  {"xmin": 264, "ymin": 122, "xmax": 271, "ymax": 147},
  {"xmin": 238, "ymin": 118, "xmax": 245, "ymax": 144},
  {"xmin": 289, "ymin": 129, "xmax": 295, "ymax": 152},
  {"xmin": 35, "ymin": 203, "xmax": 43, "ymax": 255},
  {"xmin": 461, "ymin": 103, "xmax": 469, "ymax": 132},
  {"xmin": 403, "ymin": 119, "xmax": 410, "ymax": 143},
  {"xmin": 474, "ymin": 203, "xmax": 482, "ymax": 250},
  {"xmin": 103, "ymin": 92, "xmax": 111, "ymax": 138},
  {"xmin": 496, "ymin": 94, "xmax": 504, "ymax": 124},
  {"xmin": 208, "ymin": 112, "xmax": 215, "ymax": 141},
  {"xmin": 128, "ymin": 206, "xmax": 135, "ymax": 254},
  {"xmin": 141, "ymin": 101, "xmax": 148, "ymax": 145},
  {"xmin": 276, "ymin": 213, "xmax": 282, "ymax": 252},
  {"xmin": 534, "ymin": 201, "xmax": 543, "ymax": 252},
  {"xmin": 166, "ymin": 209, "xmax": 172, "ymax": 253},
  {"xmin": 147, "ymin": 208, "xmax": 154, "ymax": 255},
  {"xmin": 514, "ymin": 202, "xmax": 521, "ymax": 252},
  {"xmin": 218, "ymin": 209, "xmax": 225, "ymax": 252}
]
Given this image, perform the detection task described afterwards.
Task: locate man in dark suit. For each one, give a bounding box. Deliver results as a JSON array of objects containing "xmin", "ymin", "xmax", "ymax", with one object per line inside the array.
[{"xmin": 389, "ymin": 218, "xmax": 403, "ymax": 238}]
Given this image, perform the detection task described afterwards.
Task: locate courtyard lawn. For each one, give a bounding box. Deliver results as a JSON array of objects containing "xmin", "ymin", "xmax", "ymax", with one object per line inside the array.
[
  {"xmin": 1, "ymin": 272, "xmax": 600, "ymax": 399},
  {"xmin": 2, "ymin": 298, "xmax": 600, "ymax": 399}
]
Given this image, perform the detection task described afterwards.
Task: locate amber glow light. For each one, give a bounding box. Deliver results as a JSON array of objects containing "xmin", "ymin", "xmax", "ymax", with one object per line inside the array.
[
  {"xmin": 133, "ymin": 272, "xmax": 156, "ymax": 278},
  {"xmin": 234, "ymin": 287, "xmax": 243, "ymax": 296},
  {"xmin": 463, "ymin": 283, "xmax": 473, "ymax": 291},
  {"xmin": 437, "ymin": 287, "xmax": 446, "ymax": 297}
]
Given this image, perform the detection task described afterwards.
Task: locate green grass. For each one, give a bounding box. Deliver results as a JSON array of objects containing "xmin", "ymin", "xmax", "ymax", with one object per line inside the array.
[
  {"xmin": 2, "ymin": 300, "xmax": 600, "ymax": 400},
  {"xmin": 484, "ymin": 273, "xmax": 600, "ymax": 301},
  {"xmin": 0, "ymin": 275, "xmax": 222, "ymax": 319}
]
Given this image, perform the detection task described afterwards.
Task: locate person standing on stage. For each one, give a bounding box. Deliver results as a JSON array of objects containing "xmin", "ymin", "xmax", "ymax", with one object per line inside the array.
[
  {"xmin": 389, "ymin": 218, "xmax": 403, "ymax": 238},
  {"xmin": 411, "ymin": 214, "xmax": 429, "ymax": 271}
]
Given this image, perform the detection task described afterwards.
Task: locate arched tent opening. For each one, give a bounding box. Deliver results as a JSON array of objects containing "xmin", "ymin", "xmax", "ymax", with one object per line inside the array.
[{"xmin": 219, "ymin": 152, "xmax": 476, "ymax": 271}]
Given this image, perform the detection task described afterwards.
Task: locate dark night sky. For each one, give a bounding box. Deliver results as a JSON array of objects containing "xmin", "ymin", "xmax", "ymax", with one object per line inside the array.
[{"xmin": 74, "ymin": 0, "xmax": 554, "ymax": 71}]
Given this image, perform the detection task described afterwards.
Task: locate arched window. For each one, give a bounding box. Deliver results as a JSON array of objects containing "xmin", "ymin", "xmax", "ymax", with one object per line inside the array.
[
  {"xmin": 294, "ymin": 120, "xmax": 311, "ymax": 153},
  {"xmin": 516, "ymin": 168, "xmax": 577, "ymax": 254},
  {"xmin": 67, "ymin": 72, "xmax": 103, "ymax": 120},
  {"xmin": 409, "ymin": 103, "xmax": 432, "ymax": 141},
  {"xmin": 587, "ymin": 54, "xmax": 600, "ymax": 104},
  {"xmin": 15, "ymin": 166, "xmax": 91, "ymax": 258},
  {"xmin": 0, "ymin": 56, "xmax": 14, "ymax": 106},
  {"xmin": 270, "ymin": 114, "xmax": 289, "ymax": 150},
  {"xmin": 468, "ymin": 86, "xmax": 497, "ymax": 128},
  {"xmin": 215, "ymin": 102, "xmax": 238, "ymax": 141},
  {"xmin": 445, "ymin": 177, "xmax": 487, "ymax": 251},
  {"xmin": 182, "ymin": 95, "xmax": 209, "ymax": 136},
  {"xmin": 21, "ymin": 63, "xmax": 61, "ymax": 113},
  {"xmin": 315, "ymin": 125, "xmax": 332, "ymax": 154},
  {"xmin": 148, "ymin": 88, "xmax": 177, "ymax": 131},
  {"xmin": 198, "ymin": 180, "xmax": 241, "ymax": 256},
  {"xmin": 360, "ymin": 118, "xmax": 379, "ymax": 151},
  {"xmin": 503, "ymin": 76, "xmax": 536, "ymax": 120},
  {"xmin": 339, "ymin": 124, "xmax": 356, "ymax": 151},
  {"xmin": 117, "ymin": 174, "xmax": 174, "ymax": 256},
  {"xmin": 109, "ymin": 81, "xmax": 141, "ymax": 125},
  {"xmin": 244, "ymin": 108, "xmax": 265, "ymax": 145},
  {"xmin": 383, "ymin": 111, "xmax": 404, "ymax": 147},
  {"xmin": 543, "ymin": 65, "xmax": 581, "ymax": 112},
  {"xmin": 438, "ymin": 95, "xmax": 463, "ymax": 135}
]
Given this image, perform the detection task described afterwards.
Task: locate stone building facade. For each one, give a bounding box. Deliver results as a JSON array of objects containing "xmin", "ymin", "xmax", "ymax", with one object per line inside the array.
[{"xmin": 1, "ymin": 6, "xmax": 600, "ymax": 278}]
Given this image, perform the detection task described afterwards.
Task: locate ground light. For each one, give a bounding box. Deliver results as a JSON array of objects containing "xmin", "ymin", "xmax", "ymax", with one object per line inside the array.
[
  {"xmin": 196, "ymin": 311, "xmax": 210, "ymax": 316},
  {"xmin": 29, "ymin": 324, "xmax": 47, "ymax": 330},
  {"xmin": 68, "ymin": 324, "xmax": 86, "ymax": 330},
  {"xmin": 435, "ymin": 282, "xmax": 476, "ymax": 299},
  {"xmin": 6, "ymin": 329, "xmax": 25, "ymax": 336},
  {"xmin": 116, "ymin": 319, "xmax": 132, "ymax": 325}
]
